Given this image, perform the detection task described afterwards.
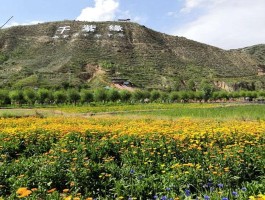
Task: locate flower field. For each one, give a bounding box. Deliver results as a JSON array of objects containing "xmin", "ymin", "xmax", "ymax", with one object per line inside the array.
[{"xmin": 0, "ymin": 116, "xmax": 265, "ymax": 199}]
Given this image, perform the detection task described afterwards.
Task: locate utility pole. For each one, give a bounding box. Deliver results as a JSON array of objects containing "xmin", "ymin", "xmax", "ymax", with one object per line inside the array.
[{"xmin": 0, "ymin": 16, "xmax": 13, "ymax": 29}]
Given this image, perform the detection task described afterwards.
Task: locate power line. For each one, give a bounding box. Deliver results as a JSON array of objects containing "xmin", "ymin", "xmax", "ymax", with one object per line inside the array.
[{"xmin": 0, "ymin": 16, "xmax": 13, "ymax": 29}]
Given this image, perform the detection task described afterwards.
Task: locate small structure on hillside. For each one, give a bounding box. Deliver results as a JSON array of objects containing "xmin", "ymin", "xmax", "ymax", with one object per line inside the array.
[
  {"xmin": 118, "ymin": 19, "xmax": 130, "ymax": 22},
  {"xmin": 111, "ymin": 78, "xmax": 133, "ymax": 86},
  {"xmin": 257, "ymin": 64, "xmax": 265, "ymax": 76}
]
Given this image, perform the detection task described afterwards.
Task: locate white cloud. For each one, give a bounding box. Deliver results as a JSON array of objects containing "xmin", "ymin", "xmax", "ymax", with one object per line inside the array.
[
  {"xmin": 173, "ymin": 0, "xmax": 265, "ymax": 49},
  {"xmin": 76, "ymin": 0, "xmax": 119, "ymax": 21},
  {"xmin": 180, "ymin": 0, "xmax": 225, "ymax": 13}
]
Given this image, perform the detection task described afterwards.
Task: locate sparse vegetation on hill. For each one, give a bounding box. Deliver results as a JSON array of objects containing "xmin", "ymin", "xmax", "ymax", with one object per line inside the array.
[
  {"xmin": 0, "ymin": 20, "xmax": 264, "ymax": 90},
  {"xmin": 237, "ymin": 44, "xmax": 265, "ymax": 65}
]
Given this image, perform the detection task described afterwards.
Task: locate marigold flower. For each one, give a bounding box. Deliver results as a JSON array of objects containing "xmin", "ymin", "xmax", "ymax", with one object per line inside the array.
[
  {"xmin": 47, "ymin": 188, "xmax": 56, "ymax": 193},
  {"xmin": 63, "ymin": 189, "xmax": 70, "ymax": 193},
  {"xmin": 16, "ymin": 187, "xmax": 32, "ymax": 198},
  {"xmin": 16, "ymin": 187, "xmax": 28, "ymax": 194}
]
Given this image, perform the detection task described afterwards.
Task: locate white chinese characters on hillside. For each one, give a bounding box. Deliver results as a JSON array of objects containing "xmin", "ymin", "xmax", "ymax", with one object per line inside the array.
[
  {"xmin": 109, "ymin": 25, "xmax": 123, "ymax": 32},
  {"xmin": 53, "ymin": 26, "xmax": 71, "ymax": 39},
  {"xmin": 82, "ymin": 25, "xmax": 97, "ymax": 33},
  {"xmin": 52, "ymin": 24, "xmax": 124, "ymax": 40}
]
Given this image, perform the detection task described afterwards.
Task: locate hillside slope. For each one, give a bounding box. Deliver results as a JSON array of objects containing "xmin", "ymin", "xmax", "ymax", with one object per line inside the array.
[
  {"xmin": 238, "ymin": 44, "xmax": 265, "ymax": 65},
  {"xmin": 0, "ymin": 20, "xmax": 261, "ymax": 90}
]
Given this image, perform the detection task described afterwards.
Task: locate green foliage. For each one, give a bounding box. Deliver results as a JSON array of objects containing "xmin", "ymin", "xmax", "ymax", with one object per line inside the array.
[
  {"xmin": 23, "ymin": 89, "xmax": 37, "ymax": 105},
  {"xmin": 67, "ymin": 89, "xmax": 81, "ymax": 105},
  {"xmin": 132, "ymin": 90, "xmax": 145, "ymax": 102},
  {"xmin": 187, "ymin": 79, "xmax": 196, "ymax": 91},
  {"xmin": 150, "ymin": 90, "xmax": 161, "ymax": 102},
  {"xmin": 0, "ymin": 53, "xmax": 8, "ymax": 64},
  {"xmin": 179, "ymin": 91, "xmax": 189, "ymax": 102},
  {"xmin": 54, "ymin": 90, "xmax": 67, "ymax": 104},
  {"xmin": 0, "ymin": 126, "xmax": 264, "ymax": 199},
  {"xmin": 0, "ymin": 90, "xmax": 10, "ymax": 106},
  {"xmin": 80, "ymin": 90, "xmax": 94, "ymax": 104},
  {"xmin": 9, "ymin": 90, "xmax": 25, "ymax": 105},
  {"xmin": 200, "ymin": 80, "xmax": 214, "ymax": 102},
  {"xmin": 107, "ymin": 89, "xmax": 120, "ymax": 102},
  {"xmin": 94, "ymin": 89, "xmax": 107, "ymax": 102},
  {"xmin": 119, "ymin": 90, "xmax": 132, "ymax": 102},
  {"xmin": 37, "ymin": 89, "xmax": 50, "ymax": 104},
  {"xmin": 170, "ymin": 92, "xmax": 179, "ymax": 102}
]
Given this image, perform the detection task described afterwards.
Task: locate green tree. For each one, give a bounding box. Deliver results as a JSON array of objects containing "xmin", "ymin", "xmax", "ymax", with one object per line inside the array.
[
  {"xmin": 160, "ymin": 92, "xmax": 169, "ymax": 103},
  {"xmin": 239, "ymin": 90, "xmax": 247, "ymax": 98},
  {"xmin": 150, "ymin": 90, "xmax": 161, "ymax": 102},
  {"xmin": 231, "ymin": 91, "xmax": 240, "ymax": 100},
  {"xmin": 200, "ymin": 80, "xmax": 214, "ymax": 102},
  {"xmin": 170, "ymin": 92, "xmax": 179, "ymax": 102},
  {"xmin": 0, "ymin": 90, "xmax": 10, "ymax": 106},
  {"xmin": 218, "ymin": 91, "xmax": 229, "ymax": 101},
  {"xmin": 172, "ymin": 78, "xmax": 182, "ymax": 91},
  {"xmin": 187, "ymin": 79, "xmax": 196, "ymax": 91},
  {"xmin": 54, "ymin": 90, "xmax": 67, "ymax": 104},
  {"xmin": 80, "ymin": 90, "xmax": 94, "ymax": 104},
  {"xmin": 212, "ymin": 91, "xmax": 220, "ymax": 101},
  {"xmin": 187, "ymin": 91, "xmax": 196, "ymax": 101},
  {"xmin": 37, "ymin": 89, "xmax": 50, "ymax": 105},
  {"xmin": 9, "ymin": 90, "xmax": 25, "ymax": 106},
  {"xmin": 132, "ymin": 90, "xmax": 145, "ymax": 102},
  {"xmin": 179, "ymin": 91, "xmax": 189, "ymax": 102},
  {"xmin": 68, "ymin": 89, "xmax": 81, "ymax": 105},
  {"xmin": 120, "ymin": 90, "xmax": 132, "ymax": 102},
  {"xmin": 94, "ymin": 89, "xmax": 107, "ymax": 102},
  {"xmin": 195, "ymin": 91, "xmax": 204, "ymax": 102},
  {"xmin": 107, "ymin": 89, "xmax": 120, "ymax": 102},
  {"xmin": 23, "ymin": 89, "xmax": 37, "ymax": 105}
]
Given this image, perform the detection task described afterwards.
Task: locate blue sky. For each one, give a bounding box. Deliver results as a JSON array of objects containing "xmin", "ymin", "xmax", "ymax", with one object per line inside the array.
[{"xmin": 1, "ymin": 0, "xmax": 265, "ymax": 49}]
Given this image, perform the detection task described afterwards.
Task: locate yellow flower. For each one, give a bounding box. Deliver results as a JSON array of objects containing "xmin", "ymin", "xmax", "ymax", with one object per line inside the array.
[
  {"xmin": 63, "ymin": 189, "xmax": 70, "ymax": 193},
  {"xmin": 16, "ymin": 188, "xmax": 28, "ymax": 194},
  {"xmin": 64, "ymin": 195, "xmax": 72, "ymax": 200},
  {"xmin": 257, "ymin": 194, "xmax": 265, "ymax": 200},
  {"xmin": 16, "ymin": 187, "xmax": 32, "ymax": 198}
]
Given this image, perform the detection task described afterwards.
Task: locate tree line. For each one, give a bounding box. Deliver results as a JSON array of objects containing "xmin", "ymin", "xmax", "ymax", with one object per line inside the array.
[{"xmin": 0, "ymin": 88, "xmax": 264, "ymax": 107}]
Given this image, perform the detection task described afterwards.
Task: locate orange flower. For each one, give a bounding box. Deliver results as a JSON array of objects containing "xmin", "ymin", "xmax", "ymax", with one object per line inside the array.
[
  {"xmin": 63, "ymin": 189, "xmax": 70, "ymax": 193},
  {"xmin": 16, "ymin": 187, "xmax": 32, "ymax": 198},
  {"xmin": 47, "ymin": 188, "xmax": 56, "ymax": 193},
  {"xmin": 16, "ymin": 187, "xmax": 28, "ymax": 194}
]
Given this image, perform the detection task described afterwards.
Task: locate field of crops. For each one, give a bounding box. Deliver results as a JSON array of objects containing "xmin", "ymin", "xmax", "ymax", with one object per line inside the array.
[{"xmin": 0, "ymin": 105, "xmax": 265, "ymax": 199}]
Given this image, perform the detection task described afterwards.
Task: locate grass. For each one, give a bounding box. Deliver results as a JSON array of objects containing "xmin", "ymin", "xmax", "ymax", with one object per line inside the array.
[
  {"xmin": 1, "ymin": 103, "xmax": 265, "ymax": 120},
  {"xmin": 126, "ymin": 104, "xmax": 265, "ymax": 120},
  {"xmin": 49, "ymin": 103, "xmax": 265, "ymax": 120}
]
